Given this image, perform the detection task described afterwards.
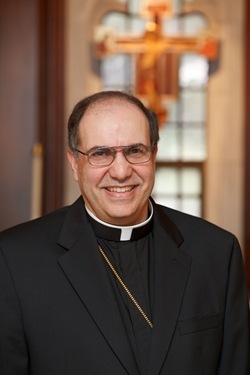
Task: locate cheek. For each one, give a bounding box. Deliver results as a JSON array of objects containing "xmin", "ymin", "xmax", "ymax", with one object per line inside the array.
[
  {"xmin": 138, "ymin": 164, "xmax": 155, "ymax": 183},
  {"xmin": 79, "ymin": 167, "xmax": 107, "ymax": 188}
]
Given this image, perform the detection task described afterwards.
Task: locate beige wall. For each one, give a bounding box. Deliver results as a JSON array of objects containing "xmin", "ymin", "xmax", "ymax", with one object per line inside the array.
[
  {"xmin": 204, "ymin": 0, "xmax": 245, "ymax": 247},
  {"xmin": 63, "ymin": 0, "xmax": 245, "ymax": 249}
]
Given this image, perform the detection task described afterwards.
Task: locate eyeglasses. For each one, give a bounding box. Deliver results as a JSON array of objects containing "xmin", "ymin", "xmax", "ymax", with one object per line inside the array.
[{"xmin": 74, "ymin": 143, "xmax": 153, "ymax": 166}]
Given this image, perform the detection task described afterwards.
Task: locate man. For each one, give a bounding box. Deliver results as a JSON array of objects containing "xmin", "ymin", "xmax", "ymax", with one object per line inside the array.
[{"xmin": 0, "ymin": 90, "xmax": 249, "ymax": 374}]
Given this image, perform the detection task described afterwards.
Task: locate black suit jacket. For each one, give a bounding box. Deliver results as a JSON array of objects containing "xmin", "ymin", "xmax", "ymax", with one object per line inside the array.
[{"xmin": 0, "ymin": 197, "xmax": 249, "ymax": 374}]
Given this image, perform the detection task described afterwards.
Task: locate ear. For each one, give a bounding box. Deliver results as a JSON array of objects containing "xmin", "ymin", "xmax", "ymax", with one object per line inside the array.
[{"xmin": 67, "ymin": 149, "xmax": 79, "ymax": 182}]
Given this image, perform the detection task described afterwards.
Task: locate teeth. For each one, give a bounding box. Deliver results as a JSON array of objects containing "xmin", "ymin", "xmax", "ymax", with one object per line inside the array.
[{"xmin": 107, "ymin": 186, "xmax": 134, "ymax": 193}]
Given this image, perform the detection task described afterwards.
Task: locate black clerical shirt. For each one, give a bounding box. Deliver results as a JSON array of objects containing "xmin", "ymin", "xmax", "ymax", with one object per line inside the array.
[{"xmin": 87, "ymin": 208, "xmax": 154, "ymax": 375}]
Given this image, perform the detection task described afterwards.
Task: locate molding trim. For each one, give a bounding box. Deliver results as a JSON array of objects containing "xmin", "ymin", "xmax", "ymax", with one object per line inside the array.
[{"xmin": 39, "ymin": 0, "xmax": 65, "ymax": 213}]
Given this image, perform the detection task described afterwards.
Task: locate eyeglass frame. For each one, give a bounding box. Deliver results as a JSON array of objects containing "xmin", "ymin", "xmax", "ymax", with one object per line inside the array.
[{"xmin": 74, "ymin": 143, "xmax": 154, "ymax": 166}]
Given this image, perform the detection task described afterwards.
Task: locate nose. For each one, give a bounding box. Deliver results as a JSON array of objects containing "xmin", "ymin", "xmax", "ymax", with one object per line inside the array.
[{"xmin": 108, "ymin": 151, "xmax": 133, "ymax": 180}]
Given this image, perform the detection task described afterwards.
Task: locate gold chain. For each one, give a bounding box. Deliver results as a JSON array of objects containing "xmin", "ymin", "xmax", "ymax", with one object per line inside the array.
[{"xmin": 98, "ymin": 245, "xmax": 153, "ymax": 329}]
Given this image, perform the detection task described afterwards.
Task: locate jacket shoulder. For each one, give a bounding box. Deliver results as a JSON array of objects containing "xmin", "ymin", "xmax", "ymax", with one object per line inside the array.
[
  {"xmin": 0, "ymin": 205, "xmax": 69, "ymax": 247},
  {"xmin": 156, "ymin": 203, "xmax": 237, "ymax": 245}
]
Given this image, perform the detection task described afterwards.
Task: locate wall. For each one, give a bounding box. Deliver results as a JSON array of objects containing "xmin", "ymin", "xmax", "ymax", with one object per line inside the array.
[
  {"xmin": 0, "ymin": 0, "xmax": 38, "ymax": 230},
  {"xmin": 204, "ymin": 0, "xmax": 245, "ymax": 247}
]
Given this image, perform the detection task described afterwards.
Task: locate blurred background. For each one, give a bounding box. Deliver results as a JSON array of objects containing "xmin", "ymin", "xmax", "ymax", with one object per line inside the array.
[{"xmin": 0, "ymin": 0, "xmax": 249, "ymax": 294}]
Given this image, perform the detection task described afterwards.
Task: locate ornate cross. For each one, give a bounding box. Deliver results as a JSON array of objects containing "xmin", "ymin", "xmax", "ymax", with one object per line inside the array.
[{"xmin": 95, "ymin": 2, "xmax": 218, "ymax": 125}]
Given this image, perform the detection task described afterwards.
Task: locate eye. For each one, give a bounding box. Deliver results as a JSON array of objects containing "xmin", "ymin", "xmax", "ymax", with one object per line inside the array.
[
  {"xmin": 127, "ymin": 145, "xmax": 146, "ymax": 156},
  {"xmin": 90, "ymin": 147, "xmax": 112, "ymax": 158}
]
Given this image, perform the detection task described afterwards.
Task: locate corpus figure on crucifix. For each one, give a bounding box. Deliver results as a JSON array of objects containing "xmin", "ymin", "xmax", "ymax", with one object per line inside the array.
[{"xmin": 95, "ymin": 2, "xmax": 218, "ymax": 125}]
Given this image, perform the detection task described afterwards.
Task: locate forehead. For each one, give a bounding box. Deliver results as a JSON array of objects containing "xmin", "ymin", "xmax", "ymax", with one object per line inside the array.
[
  {"xmin": 78, "ymin": 99, "xmax": 150, "ymax": 146},
  {"xmin": 84, "ymin": 98, "xmax": 144, "ymax": 119}
]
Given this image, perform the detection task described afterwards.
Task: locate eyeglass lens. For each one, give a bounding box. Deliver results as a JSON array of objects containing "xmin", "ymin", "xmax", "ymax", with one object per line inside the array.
[{"xmin": 88, "ymin": 144, "xmax": 151, "ymax": 166}]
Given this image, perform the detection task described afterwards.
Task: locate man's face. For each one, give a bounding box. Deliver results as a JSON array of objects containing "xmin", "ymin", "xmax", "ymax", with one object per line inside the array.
[{"xmin": 67, "ymin": 99, "xmax": 157, "ymax": 226}]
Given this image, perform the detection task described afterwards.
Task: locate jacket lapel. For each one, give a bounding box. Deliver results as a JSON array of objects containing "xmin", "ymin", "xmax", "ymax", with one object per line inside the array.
[
  {"xmin": 57, "ymin": 198, "xmax": 140, "ymax": 375},
  {"xmin": 147, "ymin": 204, "xmax": 192, "ymax": 375}
]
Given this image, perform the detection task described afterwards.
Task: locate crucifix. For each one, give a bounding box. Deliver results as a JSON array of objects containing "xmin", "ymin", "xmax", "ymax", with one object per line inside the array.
[{"xmin": 95, "ymin": 2, "xmax": 218, "ymax": 125}]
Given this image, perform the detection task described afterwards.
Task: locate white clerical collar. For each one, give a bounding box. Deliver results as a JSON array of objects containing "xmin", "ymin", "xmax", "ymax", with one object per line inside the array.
[{"xmin": 85, "ymin": 200, "xmax": 153, "ymax": 241}]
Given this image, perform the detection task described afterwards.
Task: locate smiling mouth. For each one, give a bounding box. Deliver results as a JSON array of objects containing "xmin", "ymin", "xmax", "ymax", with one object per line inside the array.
[{"xmin": 106, "ymin": 186, "xmax": 135, "ymax": 193}]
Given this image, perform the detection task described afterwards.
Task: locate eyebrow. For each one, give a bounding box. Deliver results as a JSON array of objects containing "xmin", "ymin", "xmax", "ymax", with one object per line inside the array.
[{"xmin": 87, "ymin": 143, "xmax": 145, "ymax": 151}]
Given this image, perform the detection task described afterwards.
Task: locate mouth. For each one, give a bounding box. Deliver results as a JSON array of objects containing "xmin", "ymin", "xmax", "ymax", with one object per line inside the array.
[{"xmin": 105, "ymin": 185, "xmax": 136, "ymax": 193}]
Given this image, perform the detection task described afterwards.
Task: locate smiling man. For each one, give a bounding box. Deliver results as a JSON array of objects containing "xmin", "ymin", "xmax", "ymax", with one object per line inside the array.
[
  {"xmin": 0, "ymin": 91, "xmax": 249, "ymax": 374},
  {"xmin": 67, "ymin": 94, "xmax": 157, "ymax": 226}
]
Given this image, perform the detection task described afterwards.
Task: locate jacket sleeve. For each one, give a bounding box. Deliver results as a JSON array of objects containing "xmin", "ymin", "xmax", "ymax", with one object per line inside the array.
[
  {"xmin": 0, "ymin": 248, "xmax": 29, "ymax": 374},
  {"xmin": 218, "ymin": 236, "xmax": 250, "ymax": 374}
]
